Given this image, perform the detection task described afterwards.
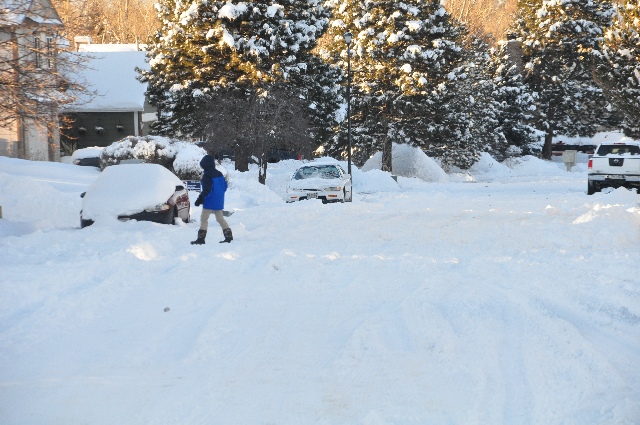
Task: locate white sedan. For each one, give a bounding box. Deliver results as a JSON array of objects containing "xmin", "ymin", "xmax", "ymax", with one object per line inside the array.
[{"xmin": 286, "ymin": 163, "xmax": 353, "ymax": 203}]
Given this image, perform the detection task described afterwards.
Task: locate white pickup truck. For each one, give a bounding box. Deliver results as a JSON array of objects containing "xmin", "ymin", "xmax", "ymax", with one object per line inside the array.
[{"xmin": 587, "ymin": 140, "xmax": 640, "ymax": 194}]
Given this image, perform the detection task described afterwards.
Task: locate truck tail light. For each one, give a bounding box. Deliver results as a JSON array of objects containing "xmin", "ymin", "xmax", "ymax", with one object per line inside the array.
[{"xmin": 588, "ymin": 159, "xmax": 592, "ymax": 169}]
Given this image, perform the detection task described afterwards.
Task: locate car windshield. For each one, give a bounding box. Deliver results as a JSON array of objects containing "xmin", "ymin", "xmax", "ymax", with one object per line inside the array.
[
  {"xmin": 293, "ymin": 165, "xmax": 341, "ymax": 180},
  {"xmin": 596, "ymin": 144, "xmax": 640, "ymax": 155}
]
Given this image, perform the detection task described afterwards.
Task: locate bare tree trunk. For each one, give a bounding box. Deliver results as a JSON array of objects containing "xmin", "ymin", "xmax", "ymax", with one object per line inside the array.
[
  {"xmin": 543, "ymin": 127, "xmax": 554, "ymax": 160},
  {"xmin": 381, "ymin": 135, "xmax": 393, "ymax": 172},
  {"xmin": 235, "ymin": 143, "xmax": 249, "ymax": 172},
  {"xmin": 258, "ymin": 152, "xmax": 267, "ymax": 185}
]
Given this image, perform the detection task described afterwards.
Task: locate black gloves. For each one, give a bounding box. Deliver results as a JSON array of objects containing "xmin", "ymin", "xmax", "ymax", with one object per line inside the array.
[{"xmin": 194, "ymin": 197, "xmax": 202, "ymax": 207}]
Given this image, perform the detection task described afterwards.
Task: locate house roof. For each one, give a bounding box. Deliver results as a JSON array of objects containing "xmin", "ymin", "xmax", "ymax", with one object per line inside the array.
[
  {"xmin": 62, "ymin": 50, "xmax": 149, "ymax": 113},
  {"xmin": 0, "ymin": 0, "xmax": 62, "ymax": 27}
]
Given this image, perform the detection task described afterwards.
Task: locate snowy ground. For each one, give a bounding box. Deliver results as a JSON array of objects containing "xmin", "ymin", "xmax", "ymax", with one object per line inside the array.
[{"xmin": 0, "ymin": 151, "xmax": 639, "ymax": 425}]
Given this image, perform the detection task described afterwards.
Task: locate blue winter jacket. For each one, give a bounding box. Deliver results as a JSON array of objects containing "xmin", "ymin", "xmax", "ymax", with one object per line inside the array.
[{"xmin": 198, "ymin": 155, "xmax": 227, "ymax": 210}]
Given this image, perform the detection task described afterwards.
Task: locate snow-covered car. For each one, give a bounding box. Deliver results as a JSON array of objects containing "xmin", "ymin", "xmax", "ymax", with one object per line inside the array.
[
  {"xmin": 71, "ymin": 147, "xmax": 104, "ymax": 167},
  {"xmin": 286, "ymin": 163, "xmax": 353, "ymax": 203},
  {"xmin": 587, "ymin": 140, "xmax": 640, "ymax": 194},
  {"xmin": 80, "ymin": 163, "xmax": 190, "ymax": 228}
]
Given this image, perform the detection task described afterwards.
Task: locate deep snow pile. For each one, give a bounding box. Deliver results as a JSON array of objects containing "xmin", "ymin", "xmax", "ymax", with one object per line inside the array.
[
  {"xmin": 362, "ymin": 143, "xmax": 449, "ymax": 182},
  {"xmin": 0, "ymin": 151, "xmax": 639, "ymax": 425}
]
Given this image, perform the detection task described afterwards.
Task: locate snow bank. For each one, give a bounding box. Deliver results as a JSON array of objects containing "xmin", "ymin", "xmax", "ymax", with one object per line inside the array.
[
  {"xmin": 463, "ymin": 152, "xmax": 512, "ymax": 181},
  {"xmin": 362, "ymin": 143, "xmax": 449, "ymax": 182},
  {"xmin": 352, "ymin": 168, "xmax": 401, "ymax": 193},
  {"xmin": 447, "ymin": 153, "xmax": 570, "ymax": 182},
  {"xmin": 507, "ymin": 155, "xmax": 567, "ymax": 176},
  {"xmin": 0, "ymin": 157, "xmax": 100, "ymax": 233},
  {"xmin": 0, "ymin": 171, "xmax": 81, "ymax": 230},
  {"xmin": 226, "ymin": 173, "xmax": 287, "ymax": 209}
]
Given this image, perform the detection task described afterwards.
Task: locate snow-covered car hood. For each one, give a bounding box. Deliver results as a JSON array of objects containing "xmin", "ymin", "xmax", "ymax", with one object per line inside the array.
[
  {"xmin": 288, "ymin": 176, "xmax": 345, "ymax": 190},
  {"xmin": 81, "ymin": 163, "xmax": 183, "ymax": 220}
]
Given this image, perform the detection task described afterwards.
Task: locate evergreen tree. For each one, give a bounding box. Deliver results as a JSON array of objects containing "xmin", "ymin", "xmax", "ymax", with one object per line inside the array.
[
  {"xmin": 323, "ymin": 0, "xmax": 482, "ymax": 170},
  {"xmin": 488, "ymin": 37, "xmax": 539, "ymax": 160},
  {"xmin": 511, "ymin": 0, "xmax": 615, "ymax": 159},
  {"xmin": 456, "ymin": 37, "xmax": 507, "ymax": 161},
  {"xmin": 438, "ymin": 37, "xmax": 538, "ymax": 166},
  {"xmin": 594, "ymin": 0, "xmax": 640, "ymax": 138},
  {"xmin": 139, "ymin": 0, "xmax": 341, "ymax": 164},
  {"xmin": 139, "ymin": 0, "xmax": 205, "ymax": 136},
  {"xmin": 287, "ymin": 55, "xmax": 343, "ymax": 152}
]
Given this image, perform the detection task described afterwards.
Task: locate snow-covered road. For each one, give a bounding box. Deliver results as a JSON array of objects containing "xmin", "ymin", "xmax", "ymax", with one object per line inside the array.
[{"xmin": 1, "ymin": 155, "xmax": 639, "ymax": 424}]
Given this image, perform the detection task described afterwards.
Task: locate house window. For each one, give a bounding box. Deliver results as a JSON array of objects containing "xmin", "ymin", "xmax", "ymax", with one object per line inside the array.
[
  {"xmin": 34, "ymin": 36, "xmax": 41, "ymax": 68},
  {"xmin": 46, "ymin": 36, "xmax": 54, "ymax": 69}
]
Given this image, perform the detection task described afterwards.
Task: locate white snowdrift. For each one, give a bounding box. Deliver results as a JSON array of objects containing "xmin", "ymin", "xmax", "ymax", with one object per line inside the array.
[{"xmin": 362, "ymin": 143, "xmax": 449, "ymax": 182}]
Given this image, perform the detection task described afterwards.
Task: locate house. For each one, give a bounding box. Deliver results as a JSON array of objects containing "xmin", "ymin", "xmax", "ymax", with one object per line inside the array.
[
  {"xmin": 0, "ymin": 0, "xmax": 64, "ymax": 161},
  {"xmin": 59, "ymin": 42, "xmax": 157, "ymax": 156}
]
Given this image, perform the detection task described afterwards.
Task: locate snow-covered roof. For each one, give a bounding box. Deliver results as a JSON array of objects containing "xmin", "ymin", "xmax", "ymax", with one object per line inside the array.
[
  {"xmin": 62, "ymin": 51, "xmax": 149, "ymax": 113},
  {"xmin": 0, "ymin": 0, "xmax": 62, "ymax": 27}
]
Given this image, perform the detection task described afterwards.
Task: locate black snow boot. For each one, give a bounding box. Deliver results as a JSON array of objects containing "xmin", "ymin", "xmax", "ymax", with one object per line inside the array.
[
  {"xmin": 220, "ymin": 228, "xmax": 233, "ymax": 243},
  {"xmin": 191, "ymin": 229, "xmax": 207, "ymax": 245}
]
